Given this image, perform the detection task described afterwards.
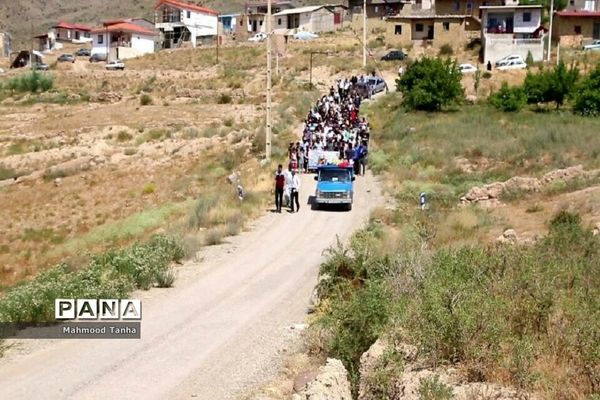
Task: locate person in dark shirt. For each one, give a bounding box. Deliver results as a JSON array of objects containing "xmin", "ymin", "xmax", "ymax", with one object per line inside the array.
[{"xmin": 274, "ymin": 164, "xmax": 285, "ymax": 213}]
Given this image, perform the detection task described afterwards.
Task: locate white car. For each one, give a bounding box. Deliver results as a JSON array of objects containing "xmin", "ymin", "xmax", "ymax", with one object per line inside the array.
[
  {"xmin": 495, "ymin": 55, "xmax": 524, "ymax": 67},
  {"xmin": 583, "ymin": 40, "xmax": 600, "ymax": 51},
  {"xmin": 458, "ymin": 63, "xmax": 477, "ymax": 74},
  {"xmin": 248, "ymin": 32, "xmax": 267, "ymax": 42},
  {"xmin": 105, "ymin": 59, "xmax": 125, "ymax": 71},
  {"xmin": 293, "ymin": 31, "xmax": 319, "ymax": 40},
  {"xmin": 496, "ymin": 59, "xmax": 527, "ymax": 70}
]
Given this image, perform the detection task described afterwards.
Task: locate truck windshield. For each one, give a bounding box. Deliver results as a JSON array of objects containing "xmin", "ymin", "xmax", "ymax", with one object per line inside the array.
[{"xmin": 320, "ymin": 169, "xmax": 350, "ymax": 182}]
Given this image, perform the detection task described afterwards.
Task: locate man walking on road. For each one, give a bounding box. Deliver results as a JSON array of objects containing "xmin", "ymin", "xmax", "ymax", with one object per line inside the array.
[
  {"xmin": 275, "ymin": 164, "xmax": 285, "ymax": 213},
  {"xmin": 290, "ymin": 169, "xmax": 301, "ymax": 212}
]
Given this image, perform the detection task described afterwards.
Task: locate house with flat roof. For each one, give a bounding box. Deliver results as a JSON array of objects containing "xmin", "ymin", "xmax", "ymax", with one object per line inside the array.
[
  {"xmin": 480, "ymin": 4, "xmax": 546, "ymax": 63},
  {"xmin": 273, "ymin": 5, "xmax": 343, "ymax": 33},
  {"xmin": 154, "ymin": 0, "xmax": 219, "ymax": 48}
]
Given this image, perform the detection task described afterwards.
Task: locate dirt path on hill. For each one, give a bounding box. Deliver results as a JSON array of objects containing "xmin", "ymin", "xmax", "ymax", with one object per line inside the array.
[{"xmin": 0, "ymin": 172, "xmax": 384, "ymax": 400}]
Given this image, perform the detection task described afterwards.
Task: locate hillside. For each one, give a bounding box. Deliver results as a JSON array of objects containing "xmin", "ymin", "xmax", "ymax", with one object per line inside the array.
[{"xmin": 1, "ymin": 0, "xmax": 340, "ymax": 49}]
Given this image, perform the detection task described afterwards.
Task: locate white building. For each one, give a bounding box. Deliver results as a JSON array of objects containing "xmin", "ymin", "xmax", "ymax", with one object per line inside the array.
[
  {"xmin": 91, "ymin": 22, "xmax": 157, "ymax": 60},
  {"xmin": 154, "ymin": 0, "xmax": 218, "ymax": 48},
  {"xmin": 273, "ymin": 6, "xmax": 337, "ymax": 33},
  {"xmin": 480, "ymin": 5, "xmax": 546, "ymax": 63}
]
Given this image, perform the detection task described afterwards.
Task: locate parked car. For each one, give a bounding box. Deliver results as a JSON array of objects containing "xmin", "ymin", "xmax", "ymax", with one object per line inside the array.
[
  {"xmin": 248, "ymin": 32, "xmax": 267, "ymax": 42},
  {"xmin": 75, "ymin": 48, "xmax": 91, "ymax": 57},
  {"xmin": 366, "ymin": 76, "xmax": 386, "ymax": 95},
  {"xmin": 583, "ymin": 40, "xmax": 600, "ymax": 51},
  {"xmin": 495, "ymin": 55, "xmax": 524, "ymax": 67},
  {"xmin": 33, "ymin": 63, "xmax": 49, "ymax": 71},
  {"xmin": 293, "ymin": 31, "xmax": 319, "ymax": 40},
  {"xmin": 458, "ymin": 63, "xmax": 477, "ymax": 74},
  {"xmin": 105, "ymin": 59, "xmax": 125, "ymax": 70},
  {"xmin": 381, "ymin": 50, "xmax": 406, "ymax": 61},
  {"xmin": 89, "ymin": 53, "xmax": 108, "ymax": 63},
  {"xmin": 496, "ymin": 59, "xmax": 527, "ymax": 70},
  {"xmin": 57, "ymin": 54, "xmax": 75, "ymax": 63}
]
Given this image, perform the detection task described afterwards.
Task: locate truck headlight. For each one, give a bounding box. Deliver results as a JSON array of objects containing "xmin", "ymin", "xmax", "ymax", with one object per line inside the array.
[{"xmin": 316, "ymin": 190, "xmax": 323, "ymax": 197}]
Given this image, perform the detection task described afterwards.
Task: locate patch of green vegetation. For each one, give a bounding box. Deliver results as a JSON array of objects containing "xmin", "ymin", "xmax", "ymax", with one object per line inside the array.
[
  {"xmin": 0, "ymin": 235, "xmax": 183, "ymax": 323},
  {"xmin": 4, "ymin": 71, "xmax": 53, "ymax": 93},
  {"xmin": 51, "ymin": 201, "xmax": 191, "ymax": 257},
  {"xmin": 0, "ymin": 165, "xmax": 27, "ymax": 181},
  {"xmin": 21, "ymin": 228, "xmax": 65, "ymax": 244}
]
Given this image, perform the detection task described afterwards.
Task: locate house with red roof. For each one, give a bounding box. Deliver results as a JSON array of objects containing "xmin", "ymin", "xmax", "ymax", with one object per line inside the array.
[
  {"xmin": 91, "ymin": 20, "xmax": 158, "ymax": 60},
  {"xmin": 53, "ymin": 22, "xmax": 93, "ymax": 43},
  {"xmin": 154, "ymin": 0, "xmax": 219, "ymax": 48}
]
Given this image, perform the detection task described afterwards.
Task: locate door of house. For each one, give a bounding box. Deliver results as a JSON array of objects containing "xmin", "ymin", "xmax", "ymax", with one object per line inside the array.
[
  {"xmin": 427, "ymin": 24, "xmax": 434, "ymax": 40},
  {"xmin": 334, "ymin": 12, "xmax": 341, "ymax": 24},
  {"xmin": 594, "ymin": 22, "xmax": 600, "ymax": 39},
  {"xmin": 252, "ymin": 20, "xmax": 257, "ymax": 32}
]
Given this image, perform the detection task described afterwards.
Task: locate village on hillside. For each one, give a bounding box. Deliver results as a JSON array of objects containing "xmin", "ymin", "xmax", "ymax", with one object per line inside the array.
[{"xmin": 1, "ymin": 0, "xmax": 599, "ymax": 69}]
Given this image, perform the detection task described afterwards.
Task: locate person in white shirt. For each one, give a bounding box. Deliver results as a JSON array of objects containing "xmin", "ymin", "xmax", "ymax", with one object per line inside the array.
[{"xmin": 290, "ymin": 169, "xmax": 301, "ymax": 212}]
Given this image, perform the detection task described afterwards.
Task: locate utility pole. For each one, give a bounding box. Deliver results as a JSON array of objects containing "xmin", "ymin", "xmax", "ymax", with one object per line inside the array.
[
  {"xmin": 363, "ymin": 0, "xmax": 367, "ymax": 68},
  {"xmin": 265, "ymin": 0, "xmax": 272, "ymax": 161},
  {"xmin": 216, "ymin": 15, "xmax": 220, "ymax": 64},
  {"xmin": 547, "ymin": 0, "xmax": 554, "ymax": 62}
]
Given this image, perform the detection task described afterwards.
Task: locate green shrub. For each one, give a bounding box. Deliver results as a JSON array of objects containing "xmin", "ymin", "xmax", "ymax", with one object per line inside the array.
[
  {"xmin": 0, "ymin": 235, "xmax": 183, "ymax": 323},
  {"xmin": 419, "ymin": 375, "xmax": 454, "ymax": 400},
  {"xmin": 396, "ymin": 57, "xmax": 463, "ymax": 111},
  {"xmin": 573, "ymin": 63, "xmax": 600, "ymax": 116},
  {"xmin": 217, "ymin": 93, "xmax": 232, "ymax": 104},
  {"xmin": 6, "ymin": 71, "xmax": 53, "ymax": 93},
  {"xmin": 140, "ymin": 93, "xmax": 153, "ymax": 106},
  {"xmin": 142, "ymin": 183, "xmax": 156, "ymax": 195},
  {"xmin": 156, "ymin": 269, "xmax": 176, "ymax": 288},
  {"xmin": 0, "ymin": 165, "xmax": 25, "ymax": 181},
  {"xmin": 438, "ymin": 44, "xmax": 453, "ymax": 56},
  {"xmin": 489, "ymin": 82, "xmax": 526, "ymax": 112},
  {"xmin": 117, "ymin": 131, "xmax": 133, "ymax": 142}
]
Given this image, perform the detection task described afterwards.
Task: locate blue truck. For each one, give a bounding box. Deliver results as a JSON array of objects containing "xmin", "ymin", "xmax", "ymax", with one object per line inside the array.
[{"xmin": 313, "ymin": 165, "xmax": 356, "ymax": 211}]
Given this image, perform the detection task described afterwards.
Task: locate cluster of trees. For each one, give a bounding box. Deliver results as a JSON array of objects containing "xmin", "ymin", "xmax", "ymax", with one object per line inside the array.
[
  {"xmin": 396, "ymin": 56, "xmax": 600, "ymax": 117},
  {"xmin": 490, "ymin": 62, "xmax": 600, "ymax": 116}
]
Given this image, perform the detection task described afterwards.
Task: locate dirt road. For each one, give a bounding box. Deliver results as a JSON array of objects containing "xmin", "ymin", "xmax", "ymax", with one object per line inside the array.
[{"xmin": 0, "ymin": 172, "xmax": 383, "ymax": 400}]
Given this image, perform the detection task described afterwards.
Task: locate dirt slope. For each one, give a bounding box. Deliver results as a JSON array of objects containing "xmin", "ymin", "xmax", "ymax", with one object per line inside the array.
[{"xmin": 0, "ymin": 172, "xmax": 383, "ymax": 400}]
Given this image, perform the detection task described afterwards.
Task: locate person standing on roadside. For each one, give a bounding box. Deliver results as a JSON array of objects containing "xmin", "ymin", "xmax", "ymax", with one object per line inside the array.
[
  {"xmin": 290, "ymin": 169, "xmax": 301, "ymax": 212},
  {"xmin": 274, "ymin": 164, "xmax": 285, "ymax": 213}
]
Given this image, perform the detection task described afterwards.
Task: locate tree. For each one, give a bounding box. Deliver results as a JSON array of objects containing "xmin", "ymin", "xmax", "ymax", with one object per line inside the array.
[
  {"xmin": 573, "ymin": 63, "xmax": 600, "ymax": 116},
  {"xmin": 522, "ymin": 62, "xmax": 579, "ymax": 109},
  {"xmin": 396, "ymin": 57, "xmax": 464, "ymax": 111},
  {"xmin": 489, "ymin": 82, "xmax": 526, "ymax": 112}
]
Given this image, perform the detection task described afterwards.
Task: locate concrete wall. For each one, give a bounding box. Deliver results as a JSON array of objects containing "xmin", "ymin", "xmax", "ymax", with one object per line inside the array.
[
  {"xmin": 565, "ymin": 0, "xmax": 600, "ymax": 11},
  {"xmin": 385, "ymin": 18, "xmax": 479, "ymax": 49},
  {"xmin": 435, "ymin": 0, "xmax": 505, "ymax": 16},
  {"xmin": 483, "ymin": 34, "xmax": 545, "ymax": 63},
  {"xmin": 306, "ymin": 9, "xmax": 335, "ymax": 32}
]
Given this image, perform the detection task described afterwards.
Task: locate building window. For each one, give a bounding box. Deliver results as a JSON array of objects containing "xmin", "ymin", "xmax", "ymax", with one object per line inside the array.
[
  {"xmin": 523, "ymin": 12, "xmax": 531, "ymax": 22},
  {"xmin": 443, "ymin": 22, "xmax": 450, "ymax": 31},
  {"xmin": 278, "ymin": 18, "xmax": 282, "ymax": 25},
  {"xmin": 98, "ymin": 34, "xmax": 103, "ymax": 44},
  {"xmin": 395, "ymin": 25, "xmax": 402, "ymax": 35},
  {"xmin": 570, "ymin": 0, "xmax": 575, "ymax": 5},
  {"xmin": 375, "ymin": 6, "xmax": 379, "ymax": 13},
  {"xmin": 467, "ymin": 1, "xmax": 474, "ymax": 10},
  {"xmin": 416, "ymin": 23, "xmax": 424, "ymax": 32},
  {"xmin": 260, "ymin": 20, "xmax": 263, "ymax": 26},
  {"xmin": 452, "ymin": 1, "xmax": 460, "ymax": 11},
  {"xmin": 575, "ymin": 25, "xmax": 582, "ymax": 34},
  {"xmin": 187, "ymin": 11, "xmax": 191, "ymax": 18}
]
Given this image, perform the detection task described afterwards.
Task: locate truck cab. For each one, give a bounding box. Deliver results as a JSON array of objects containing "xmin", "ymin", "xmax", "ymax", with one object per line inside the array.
[{"xmin": 314, "ymin": 165, "xmax": 355, "ymax": 211}]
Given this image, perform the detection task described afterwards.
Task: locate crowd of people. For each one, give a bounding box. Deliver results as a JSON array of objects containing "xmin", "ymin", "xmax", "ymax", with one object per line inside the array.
[
  {"xmin": 275, "ymin": 76, "xmax": 373, "ymax": 213},
  {"xmin": 287, "ymin": 76, "xmax": 372, "ymax": 176}
]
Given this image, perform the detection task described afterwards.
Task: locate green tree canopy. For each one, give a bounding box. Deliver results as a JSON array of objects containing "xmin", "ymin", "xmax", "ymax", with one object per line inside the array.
[{"xmin": 396, "ymin": 57, "xmax": 464, "ymax": 111}]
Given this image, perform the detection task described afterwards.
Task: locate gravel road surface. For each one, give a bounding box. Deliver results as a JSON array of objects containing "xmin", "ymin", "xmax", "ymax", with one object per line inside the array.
[{"xmin": 0, "ymin": 172, "xmax": 383, "ymax": 400}]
